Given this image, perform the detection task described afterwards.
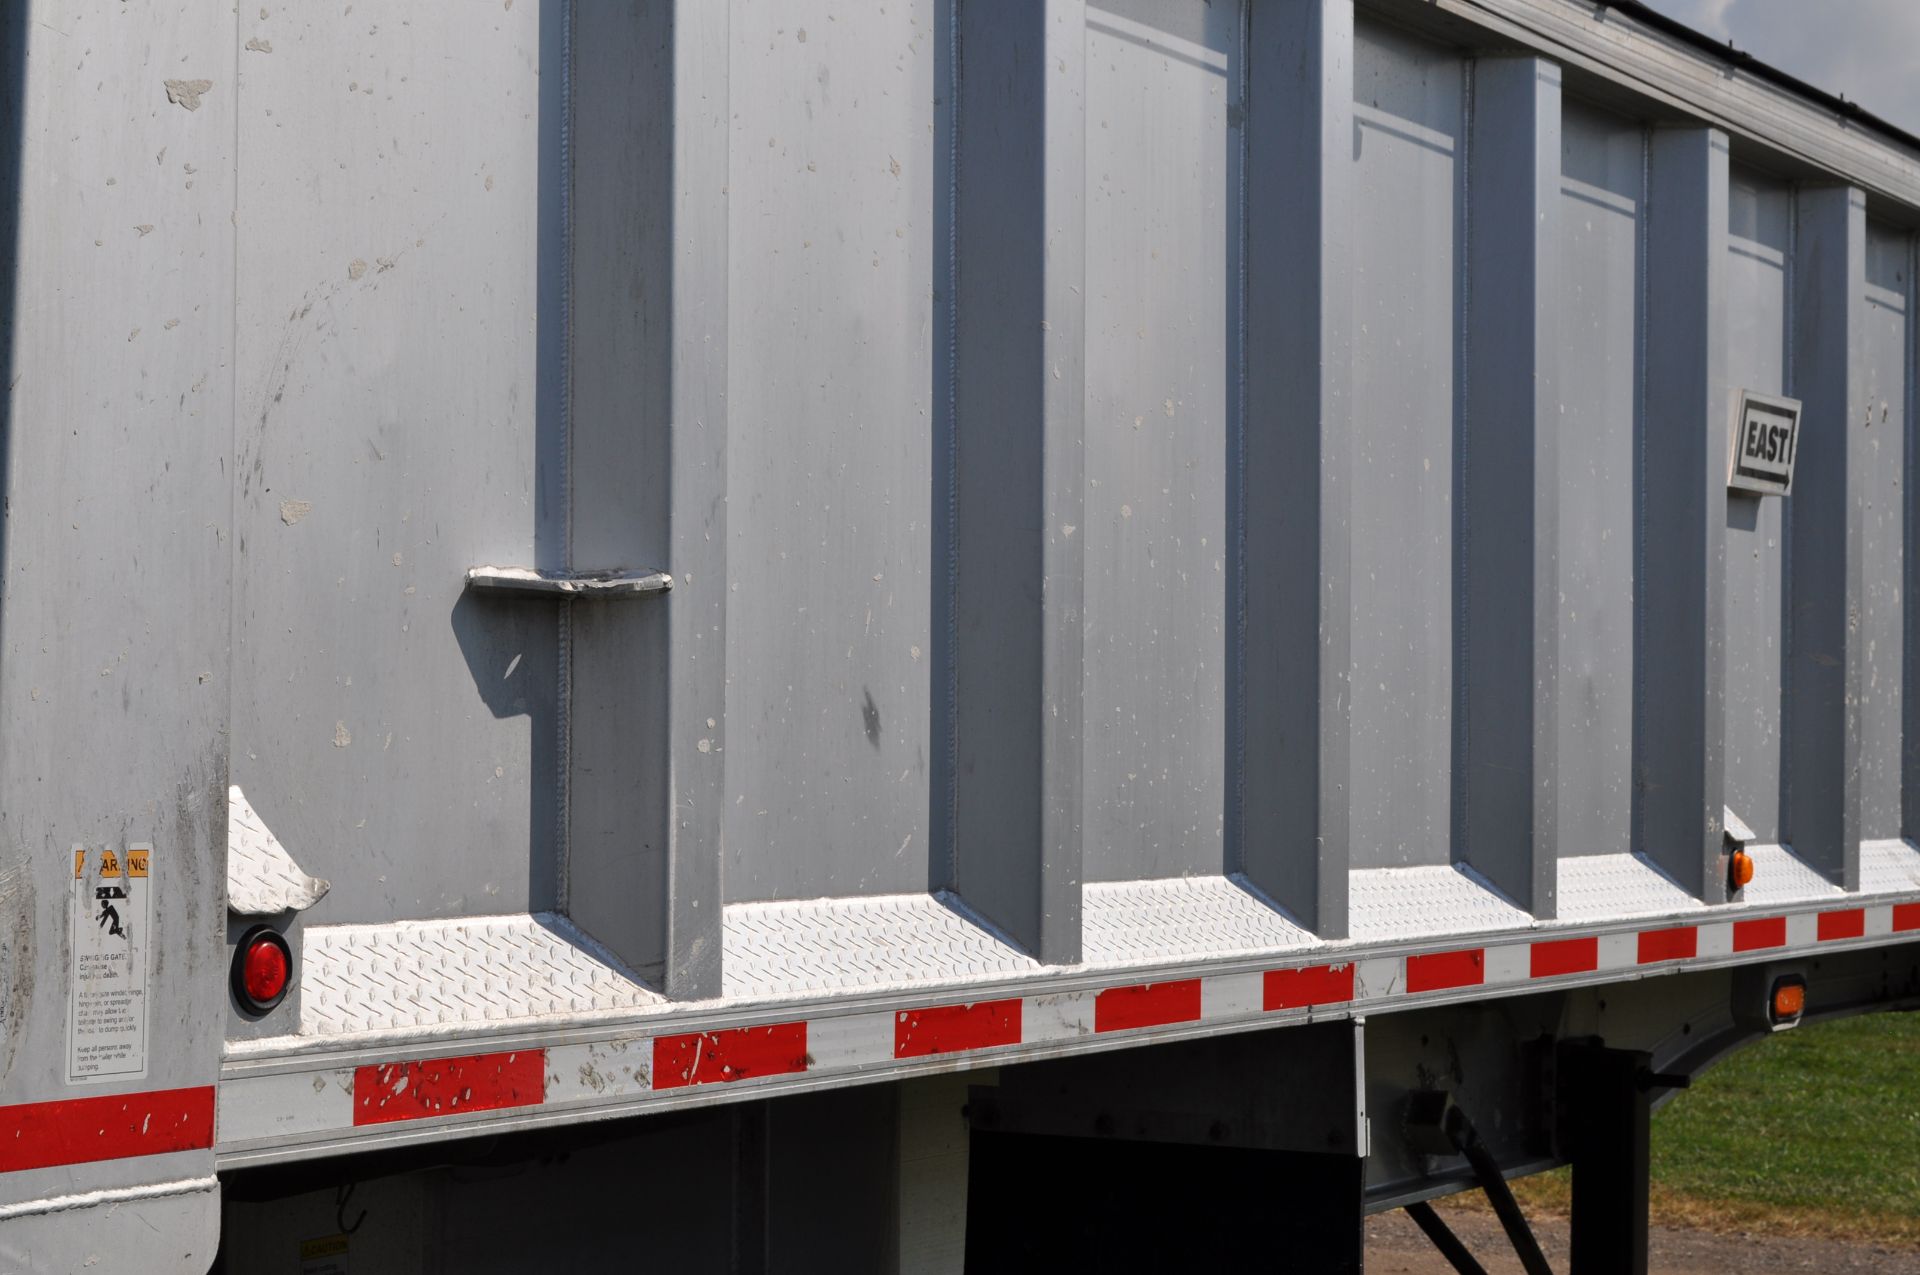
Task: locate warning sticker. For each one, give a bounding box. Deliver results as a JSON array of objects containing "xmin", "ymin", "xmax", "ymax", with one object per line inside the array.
[
  {"xmin": 299, "ymin": 1234, "xmax": 350, "ymax": 1275},
  {"xmin": 68, "ymin": 843, "xmax": 152, "ymax": 1083}
]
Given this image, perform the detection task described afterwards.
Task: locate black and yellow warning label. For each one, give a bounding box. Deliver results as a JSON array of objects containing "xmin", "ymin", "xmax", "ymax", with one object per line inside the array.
[
  {"xmin": 299, "ymin": 1234, "xmax": 351, "ymax": 1275},
  {"xmin": 67, "ymin": 843, "xmax": 152, "ymax": 1083}
]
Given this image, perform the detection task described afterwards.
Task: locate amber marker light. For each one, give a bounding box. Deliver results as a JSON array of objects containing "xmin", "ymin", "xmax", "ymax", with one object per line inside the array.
[
  {"xmin": 1729, "ymin": 848, "xmax": 1755, "ymax": 891},
  {"xmin": 1769, "ymin": 975, "xmax": 1806, "ymax": 1029}
]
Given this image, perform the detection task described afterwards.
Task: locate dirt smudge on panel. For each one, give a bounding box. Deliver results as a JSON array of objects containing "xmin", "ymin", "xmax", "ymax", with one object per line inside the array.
[{"xmin": 163, "ymin": 79, "xmax": 214, "ymax": 111}]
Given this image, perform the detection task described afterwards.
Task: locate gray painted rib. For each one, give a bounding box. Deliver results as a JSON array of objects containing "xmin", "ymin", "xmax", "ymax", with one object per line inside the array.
[
  {"xmin": 1637, "ymin": 128, "xmax": 1730, "ymax": 901},
  {"xmin": 1785, "ymin": 186, "xmax": 1868, "ymax": 889},
  {"xmin": 942, "ymin": 0, "xmax": 1087, "ymax": 964},
  {"xmin": 567, "ymin": 3, "xmax": 728, "ymax": 997},
  {"xmin": 1460, "ymin": 56, "xmax": 1562, "ymax": 916},
  {"xmin": 1236, "ymin": 0, "xmax": 1354, "ymax": 937}
]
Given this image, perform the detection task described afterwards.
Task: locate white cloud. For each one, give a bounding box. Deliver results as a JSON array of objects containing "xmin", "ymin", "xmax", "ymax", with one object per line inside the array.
[{"xmin": 1642, "ymin": 0, "xmax": 1920, "ymax": 133}]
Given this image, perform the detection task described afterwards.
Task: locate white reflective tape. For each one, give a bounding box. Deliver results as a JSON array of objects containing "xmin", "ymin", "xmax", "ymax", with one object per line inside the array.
[
  {"xmin": 546, "ymin": 1037, "xmax": 651, "ymax": 1105},
  {"xmin": 1023, "ymin": 991, "xmax": 1095, "ymax": 1044},
  {"xmin": 1597, "ymin": 932, "xmax": 1638, "ymax": 971},
  {"xmin": 1696, "ymin": 922, "xmax": 1733, "ymax": 959},
  {"xmin": 807, "ymin": 1010, "xmax": 895, "ymax": 1070},
  {"xmin": 1864, "ymin": 904, "xmax": 1895, "ymax": 938},
  {"xmin": 1785, "ymin": 912, "xmax": 1819, "ymax": 947},
  {"xmin": 1482, "ymin": 944, "xmax": 1530, "ymax": 986},
  {"xmin": 217, "ymin": 1068, "xmax": 354, "ymax": 1143},
  {"xmin": 1201, "ymin": 972, "xmax": 1263, "ymax": 1022},
  {"xmin": 1354, "ymin": 957, "xmax": 1402, "ymax": 1000}
]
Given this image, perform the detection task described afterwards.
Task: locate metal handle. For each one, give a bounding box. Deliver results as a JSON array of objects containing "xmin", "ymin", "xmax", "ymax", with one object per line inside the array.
[{"xmin": 464, "ymin": 565, "xmax": 672, "ymax": 598}]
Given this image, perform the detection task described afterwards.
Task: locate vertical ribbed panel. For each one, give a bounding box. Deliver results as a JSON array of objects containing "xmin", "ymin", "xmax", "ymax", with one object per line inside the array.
[
  {"xmin": 1458, "ymin": 56, "xmax": 1562, "ymax": 916},
  {"xmin": 941, "ymin": 0, "xmax": 1088, "ymax": 963},
  {"xmin": 1637, "ymin": 129, "xmax": 1730, "ymax": 901},
  {"xmin": 1235, "ymin": 0, "xmax": 1355, "ymax": 937},
  {"xmin": 1786, "ymin": 186, "xmax": 1868, "ymax": 890},
  {"xmin": 566, "ymin": 3, "xmax": 728, "ymax": 997}
]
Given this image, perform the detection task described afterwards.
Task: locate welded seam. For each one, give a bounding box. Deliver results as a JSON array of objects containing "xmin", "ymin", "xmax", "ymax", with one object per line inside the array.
[
  {"xmin": 1906, "ymin": 232, "xmax": 1919, "ymax": 841},
  {"xmin": 554, "ymin": 0, "xmax": 576, "ymax": 913},
  {"xmin": 1632, "ymin": 125, "xmax": 1651, "ymax": 854},
  {"xmin": 1227, "ymin": 0, "xmax": 1250, "ymax": 872},
  {"xmin": 1454, "ymin": 60, "xmax": 1476, "ymax": 853},
  {"xmin": 937, "ymin": 0, "xmax": 961, "ymax": 890},
  {"xmin": 1780, "ymin": 189, "xmax": 1797, "ymax": 842}
]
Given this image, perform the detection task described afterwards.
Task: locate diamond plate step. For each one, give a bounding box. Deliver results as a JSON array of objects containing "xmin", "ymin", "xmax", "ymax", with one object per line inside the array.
[
  {"xmin": 1349, "ymin": 864, "xmax": 1532, "ymax": 942},
  {"xmin": 301, "ymin": 912, "xmax": 663, "ymax": 1037},
  {"xmin": 1082, "ymin": 876, "xmax": 1317, "ymax": 967},
  {"xmin": 721, "ymin": 893, "xmax": 1038, "ymax": 1002},
  {"xmin": 1556, "ymin": 854, "xmax": 1702, "ymax": 923},
  {"xmin": 1860, "ymin": 839, "xmax": 1920, "ymax": 895},
  {"xmin": 1739, "ymin": 844, "xmax": 1845, "ymax": 905}
]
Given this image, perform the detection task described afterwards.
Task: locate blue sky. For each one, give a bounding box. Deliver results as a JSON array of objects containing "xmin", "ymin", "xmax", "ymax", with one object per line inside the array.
[{"xmin": 1642, "ymin": 1, "xmax": 1920, "ymax": 133}]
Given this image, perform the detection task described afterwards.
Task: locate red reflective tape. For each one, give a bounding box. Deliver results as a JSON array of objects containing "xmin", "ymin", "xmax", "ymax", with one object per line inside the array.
[
  {"xmin": 0, "ymin": 1086, "xmax": 214, "ymax": 1174},
  {"xmin": 1895, "ymin": 902, "xmax": 1920, "ymax": 933},
  {"xmin": 1406, "ymin": 949, "xmax": 1484, "ymax": 994},
  {"xmin": 1818, "ymin": 909, "xmax": 1866, "ymax": 941},
  {"xmin": 1263, "ymin": 963, "xmax": 1356, "ymax": 1011},
  {"xmin": 1529, "ymin": 937, "xmax": 1598, "ymax": 978},
  {"xmin": 1094, "ymin": 980, "xmax": 1202, "ymax": 1034},
  {"xmin": 353, "ymin": 1050, "xmax": 545, "ymax": 1126},
  {"xmin": 893, "ymin": 999, "xmax": 1022, "ymax": 1059},
  {"xmin": 1637, "ymin": 926, "xmax": 1698, "ymax": 964},
  {"xmin": 653, "ymin": 1022, "xmax": 809, "ymax": 1090},
  {"xmin": 1733, "ymin": 916, "xmax": 1787, "ymax": 952}
]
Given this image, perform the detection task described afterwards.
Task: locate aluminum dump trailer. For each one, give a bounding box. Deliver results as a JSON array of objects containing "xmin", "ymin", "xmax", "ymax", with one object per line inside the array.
[{"xmin": 3, "ymin": 0, "xmax": 1920, "ymax": 1270}]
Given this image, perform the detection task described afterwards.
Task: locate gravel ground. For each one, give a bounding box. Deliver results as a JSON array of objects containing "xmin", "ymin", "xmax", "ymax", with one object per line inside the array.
[{"xmin": 1366, "ymin": 1204, "xmax": 1920, "ymax": 1273}]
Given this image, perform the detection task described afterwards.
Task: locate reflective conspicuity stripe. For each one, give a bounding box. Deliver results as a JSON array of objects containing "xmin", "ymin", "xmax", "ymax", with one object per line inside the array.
[
  {"xmin": 894, "ymin": 1000, "xmax": 1021, "ymax": 1058},
  {"xmin": 353, "ymin": 1051, "xmax": 544, "ymax": 1126},
  {"xmin": 1637, "ymin": 926, "xmax": 1699, "ymax": 964},
  {"xmin": 1817, "ymin": 909, "xmax": 1866, "ymax": 941},
  {"xmin": 1733, "ymin": 916, "xmax": 1788, "ymax": 952},
  {"xmin": 1530, "ymin": 936, "xmax": 1598, "ymax": 977},
  {"xmin": 213, "ymin": 898, "xmax": 1920, "ymax": 1162},
  {"xmin": 0, "ymin": 1086, "xmax": 215, "ymax": 1173},
  {"xmin": 1263, "ymin": 963, "xmax": 1356, "ymax": 1010},
  {"xmin": 1094, "ymin": 980, "xmax": 1203, "ymax": 1034},
  {"xmin": 1406, "ymin": 948, "xmax": 1485, "ymax": 993},
  {"xmin": 653, "ymin": 1023, "xmax": 809, "ymax": 1089}
]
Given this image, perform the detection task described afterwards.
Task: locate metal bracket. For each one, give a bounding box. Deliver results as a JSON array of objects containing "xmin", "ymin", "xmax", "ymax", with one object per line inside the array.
[
  {"xmin": 1405, "ymin": 1090, "xmax": 1556, "ymax": 1275},
  {"xmin": 463, "ymin": 565, "xmax": 673, "ymax": 598}
]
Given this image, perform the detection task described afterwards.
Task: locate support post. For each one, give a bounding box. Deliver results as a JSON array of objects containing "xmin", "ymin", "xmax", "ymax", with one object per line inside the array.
[
  {"xmin": 566, "ymin": 1, "xmax": 728, "ymax": 996},
  {"xmin": 1559, "ymin": 1041, "xmax": 1660, "ymax": 1275},
  {"xmin": 1236, "ymin": 0, "xmax": 1355, "ymax": 937},
  {"xmin": 1459, "ymin": 57, "xmax": 1563, "ymax": 916},
  {"xmin": 1787, "ymin": 186, "xmax": 1868, "ymax": 889},
  {"xmin": 1638, "ymin": 129, "xmax": 1731, "ymax": 901},
  {"xmin": 940, "ymin": 0, "xmax": 1087, "ymax": 963},
  {"xmin": 894, "ymin": 1074, "xmax": 971, "ymax": 1275}
]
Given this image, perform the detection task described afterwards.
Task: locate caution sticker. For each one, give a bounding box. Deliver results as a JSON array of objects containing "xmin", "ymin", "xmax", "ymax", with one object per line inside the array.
[
  {"xmin": 299, "ymin": 1234, "xmax": 350, "ymax": 1275},
  {"xmin": 67, "ymin": 843, "xmax": 152, "ymax": 1083}
]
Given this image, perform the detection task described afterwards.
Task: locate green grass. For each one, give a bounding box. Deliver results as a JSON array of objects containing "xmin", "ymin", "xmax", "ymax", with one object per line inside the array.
[{"xmin": 1499, "ymin": 1011, "xmax": 1920, "ymax": 1245}]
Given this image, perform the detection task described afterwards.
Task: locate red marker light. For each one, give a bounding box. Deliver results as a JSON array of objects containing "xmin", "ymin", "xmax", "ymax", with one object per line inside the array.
[{"xmin": 232, "ymin": 926, "xmax": 293, "ymax": 1014}]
